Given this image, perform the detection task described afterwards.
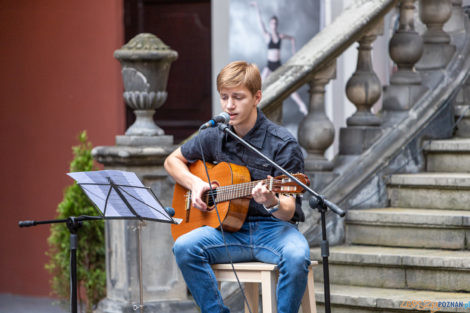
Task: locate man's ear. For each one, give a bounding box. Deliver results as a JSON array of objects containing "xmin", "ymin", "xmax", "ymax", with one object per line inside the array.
[{"xmin": 254, "ymin": 90, "xmax": 262, "ymax": 106}]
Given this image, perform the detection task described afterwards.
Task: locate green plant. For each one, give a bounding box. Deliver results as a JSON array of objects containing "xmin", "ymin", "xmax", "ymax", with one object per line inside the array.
[{"xmin": 45, "ymin": 131, "xmax": 105, "ymax": 312}]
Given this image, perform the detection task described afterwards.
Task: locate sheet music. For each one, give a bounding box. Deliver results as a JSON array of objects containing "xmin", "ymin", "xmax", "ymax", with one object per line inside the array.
[{"xmin": 67, "ymin": 170, "xmax": 179, "ymax": 223}]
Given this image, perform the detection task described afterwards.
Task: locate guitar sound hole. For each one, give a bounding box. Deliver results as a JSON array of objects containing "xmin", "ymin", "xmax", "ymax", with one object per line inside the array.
[{"xmin": 206, "ymin": 189, "xmax": 217, "ymax": 208}]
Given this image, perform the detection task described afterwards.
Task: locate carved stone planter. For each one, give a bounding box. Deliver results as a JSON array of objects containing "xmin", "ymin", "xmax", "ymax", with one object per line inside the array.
[{"xmin": 114, "ymin": 33, "xmax": 177, "ymax": 146}]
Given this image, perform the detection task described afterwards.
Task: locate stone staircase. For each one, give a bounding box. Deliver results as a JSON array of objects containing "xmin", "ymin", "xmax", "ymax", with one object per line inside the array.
[{"xmin": 311, "ymin": 136, "xmax": 470, "ymax": 312}]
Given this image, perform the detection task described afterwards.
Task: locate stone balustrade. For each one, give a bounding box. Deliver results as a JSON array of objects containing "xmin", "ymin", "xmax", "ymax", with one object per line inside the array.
[{"xmin": 268, "ymin": 0, "xmax": 470, "ymax": 246}]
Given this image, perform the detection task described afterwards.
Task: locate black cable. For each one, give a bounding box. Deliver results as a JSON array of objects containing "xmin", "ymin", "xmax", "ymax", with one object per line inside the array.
[{"xmin": 196, "ymin": 126, "xmax": 254, "ymax": 313}]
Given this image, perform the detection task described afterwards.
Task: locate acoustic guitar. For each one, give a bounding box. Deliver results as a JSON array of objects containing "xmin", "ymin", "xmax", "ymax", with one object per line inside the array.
[{"xmin": 171, "ymin": 160, "xmax": 310, "ymax": 240}]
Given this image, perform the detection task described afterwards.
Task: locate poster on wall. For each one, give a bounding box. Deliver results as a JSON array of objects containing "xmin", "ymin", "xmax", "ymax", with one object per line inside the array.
[{"xmin": 229, "ymin": 0, "xmax": 321, "ymax": 137}]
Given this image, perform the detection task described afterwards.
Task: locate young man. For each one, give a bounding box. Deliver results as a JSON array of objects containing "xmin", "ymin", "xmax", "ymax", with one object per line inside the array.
[{"xmin": 164, "ymin": 61, "xmax": 310, "ymax": 313}]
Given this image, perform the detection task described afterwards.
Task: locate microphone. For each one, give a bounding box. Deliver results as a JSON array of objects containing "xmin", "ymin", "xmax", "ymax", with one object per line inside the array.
[{"xmin": 200, "ymin": 112, "xmax": 230, "ymax": 130}]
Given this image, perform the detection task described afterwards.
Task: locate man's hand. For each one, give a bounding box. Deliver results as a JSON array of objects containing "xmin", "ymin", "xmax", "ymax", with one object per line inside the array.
[
  {"xmin": 252, "ymin": 176, "xmax": 297, "ymax": 221},
  {"xmin": 252, "ymin": 176, "xmax": 278, "ymax": 208},
  {"xmin": 164, "ymin": 147, "xmax": 217, "ymax": 212},
  {"xmin": 191, "ymin": 178, "xmax": 216, "ymax": 212}
]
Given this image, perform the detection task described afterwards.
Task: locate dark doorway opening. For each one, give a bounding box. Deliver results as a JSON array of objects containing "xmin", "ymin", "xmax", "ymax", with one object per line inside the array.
[{"xmin": 124, "ymin": 0, "xmax": 212, "ymax": 143}]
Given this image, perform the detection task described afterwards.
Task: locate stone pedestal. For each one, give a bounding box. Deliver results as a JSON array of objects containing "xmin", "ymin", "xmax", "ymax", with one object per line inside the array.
[
  {"xmin": 455, "ymin": 105, "xmax": 470, "ymax": 137},
  {"xmin": 93, "ymin": 33, "xmax": 196, "ymax": 313},
  {"xmin": 92, "ymin": 147, "xmax": 197, "ymax": 313},
  {"xmin": 339, "ymin": 126, "xmax": 383, "ymax": 155},
  {"xmin": 383, "ymin": 83, "xmax": 428, "ymax": 112}
]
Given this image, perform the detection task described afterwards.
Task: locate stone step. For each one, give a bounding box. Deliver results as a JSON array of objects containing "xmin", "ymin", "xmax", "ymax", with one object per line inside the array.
[
  {"xmin": 345, "ymin": 208, "xmax": 470, "ymax": 249},
  {"xmin": 314, "ymin": 284, "xmax": 470, "ymax": 313},
  {"xmin": 310, "ymin": 245, "xmax": 470, "ymax": 292},
  {"xmin": 423, "ymin": 138, "xmax": 470, "ymax": 172},
  {"xmin": 387, "ymin": 173, "xmax": 470, "ymax": 210}
]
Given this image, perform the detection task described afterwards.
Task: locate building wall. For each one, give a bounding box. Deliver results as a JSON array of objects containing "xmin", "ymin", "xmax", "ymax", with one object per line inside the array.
[{"xmin": 0, "ymin": 0, "xmax": 124, "ymax": 296}]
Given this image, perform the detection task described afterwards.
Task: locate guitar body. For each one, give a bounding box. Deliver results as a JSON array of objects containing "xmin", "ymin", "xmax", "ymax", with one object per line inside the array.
[{"xmin": 171, "ymin": 160, "xmax": 251, "ymax": 241}]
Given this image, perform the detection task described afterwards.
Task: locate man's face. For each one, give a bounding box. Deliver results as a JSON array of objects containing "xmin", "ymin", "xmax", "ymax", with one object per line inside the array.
[{"xmin": 219, "ymin": 85, "xmax": 261, "ymax": 130}]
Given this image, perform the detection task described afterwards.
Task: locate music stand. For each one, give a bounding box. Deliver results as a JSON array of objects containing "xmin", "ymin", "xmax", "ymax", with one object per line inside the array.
[{"xmin": 19, "ymin": 170, "xmax": 181, "ymax": 313}]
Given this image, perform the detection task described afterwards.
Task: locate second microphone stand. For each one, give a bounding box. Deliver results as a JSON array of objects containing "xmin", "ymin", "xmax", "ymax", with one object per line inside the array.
[
  {"xmin": 19, "ymin": 215, "xmax": 103, "ymax": 313},
  {"xmin": 218, "ymin": 123, "xmax": 346, "ymax": 313}
]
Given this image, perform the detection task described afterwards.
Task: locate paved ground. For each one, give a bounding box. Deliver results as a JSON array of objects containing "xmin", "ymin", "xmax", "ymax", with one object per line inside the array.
[{"xmin": 0, "ymin": 293, "xmax": 68, "ymax": 313}]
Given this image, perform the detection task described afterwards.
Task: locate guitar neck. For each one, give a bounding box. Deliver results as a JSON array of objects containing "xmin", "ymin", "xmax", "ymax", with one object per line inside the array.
[{"xmin": 204, "ymin": 178, "xmax": 268, "ymax": 204}]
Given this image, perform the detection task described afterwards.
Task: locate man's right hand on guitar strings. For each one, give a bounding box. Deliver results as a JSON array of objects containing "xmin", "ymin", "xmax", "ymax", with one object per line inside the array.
[{"xmin": 190, "ymin": 178, "xmax": 217, "ymax": 212}]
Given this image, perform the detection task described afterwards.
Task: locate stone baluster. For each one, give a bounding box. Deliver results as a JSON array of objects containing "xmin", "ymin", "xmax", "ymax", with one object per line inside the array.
[
  {"xmin": 383, "ymin": 0, "xmax": 428, "ymax": 113},
  {"xmin": 415, "ymin": 0, "xmax": 456, "ymax": 72},
  {"xmin": 345, "ymin": 21, "xmax": 383, "ymax": 127},
  {"xmin": 298, "ymin": 60, "xmax": 336, "ymax": 172},
  {"xmin": 93, "ymin": 34, "xmax": 196, "ymax": 313},
  {"xmin": 444, "ymin": 0, "xmax": 466, "ymax": 34},
  {"xmin": 339, "ymin": 20, "xmax": 384, "ymax": 155}
]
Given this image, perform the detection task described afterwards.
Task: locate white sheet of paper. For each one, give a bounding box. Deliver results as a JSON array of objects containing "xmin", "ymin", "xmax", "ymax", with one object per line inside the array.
[{"xmin": 67, "ymin": 170, "xmax": 178, "ymax": 223}]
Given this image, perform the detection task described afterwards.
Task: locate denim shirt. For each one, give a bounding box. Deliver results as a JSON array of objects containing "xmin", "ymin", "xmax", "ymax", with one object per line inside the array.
[{"xmin": 181, "ymin": 109, "xmax": 305, "ymax": 222}]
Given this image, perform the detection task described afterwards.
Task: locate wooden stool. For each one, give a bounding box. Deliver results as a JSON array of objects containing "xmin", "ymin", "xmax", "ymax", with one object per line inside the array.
[{"xmin": 212, "ymin": 261, "xmax": 318, "ymax": 313}]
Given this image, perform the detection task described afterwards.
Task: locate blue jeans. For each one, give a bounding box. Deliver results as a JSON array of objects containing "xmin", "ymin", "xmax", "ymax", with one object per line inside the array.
[{"xmin": 173, "ymin": 216, "xmax": 311, "ymax": 313}]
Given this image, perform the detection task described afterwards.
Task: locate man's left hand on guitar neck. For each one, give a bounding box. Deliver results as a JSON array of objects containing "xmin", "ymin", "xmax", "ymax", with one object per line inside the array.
[{"xmin": 252, "ymin": 177, "xmax": 296, "ymax": 221}]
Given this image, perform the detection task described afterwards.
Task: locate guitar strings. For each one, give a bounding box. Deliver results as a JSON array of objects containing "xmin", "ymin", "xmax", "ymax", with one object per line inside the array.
[
  {"xmin": 202, "ymin": 179, "xmax": 274, "ymax": 199},
  {"xmin": 201, "ymin": 178, "xmax": 297, "ymax": 204},
  {"xmin": 202, "ymin": 179, "xmax": 286, "ymax": 195}
]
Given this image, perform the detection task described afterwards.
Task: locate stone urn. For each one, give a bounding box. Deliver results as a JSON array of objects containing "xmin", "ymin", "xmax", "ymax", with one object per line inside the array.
[{"xmin": 114, "ymin": 33, "xmax": 178, "ymax": 146}]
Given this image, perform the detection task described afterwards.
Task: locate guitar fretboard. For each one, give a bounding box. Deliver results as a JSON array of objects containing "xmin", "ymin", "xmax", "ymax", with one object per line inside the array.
[{"xmin": 202, "ymin": 178, "xmax": 272, "ymax": 204}]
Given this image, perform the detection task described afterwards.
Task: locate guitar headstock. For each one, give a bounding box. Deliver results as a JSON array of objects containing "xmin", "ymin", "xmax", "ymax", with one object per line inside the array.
[{"xmin": 270, "ymin": 173, "xmax": 310, "ymax": 194}]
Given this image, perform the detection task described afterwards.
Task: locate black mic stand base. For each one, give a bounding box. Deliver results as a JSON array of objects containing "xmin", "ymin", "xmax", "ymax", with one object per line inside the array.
[
  {"xmin": 309, "ymin": 196, "xmax": 332, "ymax": 313},
  {"xmin": 19, "ymin": 215, "xmax": 103, "ymax": 313}
]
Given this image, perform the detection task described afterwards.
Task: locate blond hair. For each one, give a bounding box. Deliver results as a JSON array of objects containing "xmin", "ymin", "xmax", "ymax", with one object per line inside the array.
[{"xmin": 216, "ymin": 61, "xmax": 261, "ymax": 96}]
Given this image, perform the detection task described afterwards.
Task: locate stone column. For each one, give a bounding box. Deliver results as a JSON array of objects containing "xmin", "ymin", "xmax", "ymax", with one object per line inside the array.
[
  {"xmin": 383, "ymin": 0, "xmax": 428, "ymax": 115},
  {"xmin": 298, "ymin": 61, "xmax": 336, "ymax": 172},
  {"xmin": 297, "ymin": 61, "xmax": 337, "ymax": 190},
  {"xmin": 415, "ymin": 0, "xmax": 456, "ymax": 72},
  {"xmin": 339, "ymin": 20, "xmax": 384, "ymax": 155},
  {"xmin": 93, "ymin": 34, "xmax": 196, "ymax": 313}
]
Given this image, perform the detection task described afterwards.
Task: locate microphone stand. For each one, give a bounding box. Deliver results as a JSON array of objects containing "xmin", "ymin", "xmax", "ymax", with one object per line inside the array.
[
  {"xmin": 218, "ymin": 123, "xmax": 346, "ymax": 313},
  {"xmin": 19, "ymin": 216, "xmax": 104, "ymax": 313}
]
